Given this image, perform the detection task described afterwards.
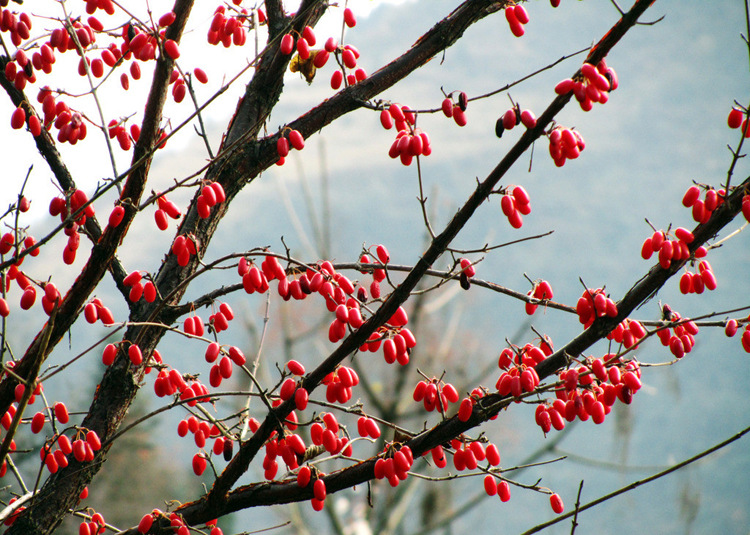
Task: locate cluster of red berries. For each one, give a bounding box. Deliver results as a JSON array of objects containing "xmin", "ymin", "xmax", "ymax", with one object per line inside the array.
[
  {"xmin": 330, "ymin": 42, "xmax": 366, "ymax": 88},
  {"xmin": 576, "ymin": 288, "xmax": 618, "ymax": 328},
  {"xmin": 50, "ymin": 187, "xmax": 94, "ymax": 226},
  {"xmin": 276, "ymin": 128, "xmax": 305, "ymax": 165},
  {"xmin": 724, "ymin": 318, "xmax": 750, "ymax": 352},
  {"xmin": 203, "ymin": 343, "xmax": 246, "ymax": 387},
  {"xmin": 374, "ymin": 445, "xmax": 414, "ymax": 488},
  {"xmin": 606, "ymin": 317, "xmax": 646, "ymax": 349},
  {"xmin": 412, "ymin": 378, "xmax": 460, "ymax": 412},
  {"xmin": 41, "ymin": 428, "xmax": 102, "ymax": 475},
  {"xmin": 82, "ymin": 299, "xmax": 115, "ymax": 330},
  {"xmin": 356, "ymin": 415, "xmax": 382, "ymax": 438},
  {"xmin": 177, "ymin": 415, "xmax": 222, "ymax": 453},
  {"xmin": 547, "ymin": 126, "xmax": 585, "ymax": 167},
  {"xmin": 495, "ymin": 104, "xmax": 537, "ymax": 139},
  {"xmin": 208, "ymin": 5, "xmax": 262, "ymax": 48},
  {"xmin": 555, "ymin": 59, "xmax": 618, "ymax": 112},
  {"xmin": 360, "ymin": 314, "xmax": 415, "ymax": 365},
  {"xmin": 358, "ymin": 244, "xmax": 390, "ymax": 298},
  {"xmin": 3, "ymin": 1, "xmax": 186, "ymax": 147},
  {"xmin": 9, "ymin": 104, "xmax": 41, "ymax": 137},
  {"xmin": 208, "ymin": 302, "xmax": 234, "ymax": 333},
  {"xmin": 542, "ymin": 356, "xmax": 642, "ymax": 431},
  {"xmin": 294, "ymin": 467, "xmax": 327, "ymax": 511},
  {"xmin": 171, "ymin": 234, "xmax": 199, "ymax": 267},
  {"xmin": 656, "ymin": 307, "xmax": 699, "ymax": 359},
  {"xmin": 441, "ymin": 91, "xmax": 469, "ymax": 127},
  {"xmin": 321, "ymin": 364, "xmax": 360, "ymax": 404},
  {"xmin": 328, "ymin": 297, "xmax": 365, "ymax": 342},
  {"xmin": 679, "ymin": 260, "xmax": 717, "ymax": 294},
  {"xmin": 107, "ymin": 118, "xmax": 139, "ymax": 151},
  {"xmin": 727, "ymin": 106, "xmax": 750, "ymax": 137},
  {"xmin": 310, "ymin": 412, "xmax": 352, "ymax": 458},
  {"xmin": 182, "ymin": 313, "xmax": 205, "ymax": 337},
  {"xmin": 381, "ymin": 103, "xmax": 431, "ymax": 166},
  {"xmin": 261, "ymin": 432, "xmax": 305, "ymax": 480},
  {"xmin": 640, "ymin": 227, "xmax": 703, "ymax": 269},
  {"xmin": 0, "ymin": 230, "xmax": 37, "ymax": 260},
  {"xmin": 280, "ymin": 26, "xmax": 313, "ymax": 57},
  {"xmin": 120, "ymin": 270, "xmax": 157, "ymax": 303},
  {"xmin": 451, "ymin": 438, "xmax": 498, "ymax": 472},
  {"xmin": 154, "ymin": 193, "xmax": 183, "ymax": 230},
  {"xmin": 238, "ymin": 257, "xmax": 271, "ymax": 294},
  {"xmin": 0, "ymin": 266, "xmax": 56, "ymax": 315},
  {"xmin": 525, "ymin": 279, "xmax": 553, "ymax": 315},
  {"xmin": 279, "ymin": 377, "xmax": 309, "ymax": 411},
  {"xmin": 483, "ymin": 475, "xmax": 511, "ymax": 502},
  {"xmin": 158, "ymin": 370, "xmax": 211, "ymax": 408},
  {"xmin": 3, "ymin": 46, "xmax": 37, "ymax": 93},
  {"xmin": 138, "ymin": 510, "xmax": 223, "ymax": 535},
  {"xmin": 682, "ymin": 184, "xmax": 726, "ymax": 224},
  {"xmin": 505, "ymin": 4, "xmax": 530, "ymax": 37},
  {"xmin": 0, "ymin": 6, "xmax": 32, "ymax": 48},
  {"xmin": 500, "ymin": 185, "xmax": 531, "ymax": 229},
  {"xmin": 496, "ymin": 362, "xmax": 542, "ymax": 399},
  {"xmin": 76, "ymin": 511, "xmax": 106, "ymax": 535},
  {"xmin": 196, "ymin": 181, "xmax": 226, "ymax": 219}
]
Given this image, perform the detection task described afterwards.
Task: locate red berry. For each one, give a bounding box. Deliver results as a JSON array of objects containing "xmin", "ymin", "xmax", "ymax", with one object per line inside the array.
[
  {"xmin": 86, "ymin": 430, "xmax": 102, "ymax": 451},
  {"xmin": 344, "ymin": 7, "xmax": 356, "ymax": 28},
  {"xmin": 514, "ymin": 5, "xmax": 530, "ymax": 24},
  {"xmin": 277, "ymin": 136, "xmax": 289, "ymax": 158},
  {"xmin": 453, "ymin": 106, "xmax": 468, "ymax": 126},
  {"xmin": 725, "ymin": 319, "xmax": 738, "ymax": 337},
  {"xmin": 297, "ymin": 465, "xmax": 311, "ymax": 487},
  {"xmin": 342, "ymin": 48, "xmax": 356, "ymax": 69},
  {"xmin": 520, "ymin": 109, "xmax": 536, "ymax": 128},
  {"xmin": 497, "ymin": 481, "xmax": 511, "ymax": 502},
  {"xmin": 20, "ymin": 287, "xmax": 37, "ymax": 310},
  {"xmin": 302, "ymin": 26, "xmax": 316, "ymax": 46},
  {"xmin": 194, "ymin": 68, "xmax": 208, "ymax": 84},
  {"xmin": 84, "ymin": 302, "xmax": 99, "ymax": 324},
  {"xmin": 192, "ymin": 453, "xmax": 207, "ymax": 475},
  {"xmin": 296, "ymin": 37, "xmax": 310, "ymax": 60},
  {"xmin": 313, "ymin": 478, "xmax": 326, "ymax": 501},
  {"xmin": 11, "ymin": 107, "xmax": 26, "ymax": 129},
  {"xmin": 280, "ymin": 34, "xmax": 294, "ymax": 55},
  {"xmin": 502, "ymin": 109, "xmax": 517, "ymax": 130},
  {"xmin": 109, "ymin": 205, "xmax": 125, "ymax": 228},
  {"xmin": 164, "ymin": 39, "xmax": 180, "ymax": 59},
  {"xmin": 330, "ymin": 70, "xmax": 343, "ymax": 89},
  {"xmin": 728, "ymin": 107, "xmax": 743, "ymax": 129},
  {"xmin": 138, "ymin": 514, "xmax": 154, "ymax": 534},
  {"xmin": 128, "ymin": 344, "xmax": 143, "ymax": 365},
  {"xmin": 31, "ymin": 411, "xmax": 45, "ymax": 433},
  {"xmin": 289, "ymin": 129, "xmax": 305, "ymax": 150},
  {"xmin": 550, "ymin": 493, "xmax": 564, "ymax": 514}
]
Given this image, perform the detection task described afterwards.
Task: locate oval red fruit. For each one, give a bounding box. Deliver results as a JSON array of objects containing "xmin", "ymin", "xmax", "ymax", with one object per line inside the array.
[
  {"xmin": 11, "ymin": 107, "xmax": 26, "ymax": 129},
  {"xmin": 280, "ymin": 34, "xmax": 294, "ymax": 55},
  {"xmin": 344, "ymin": 7, "xmax": 356, "ymax": 28},
  {"xmin": 550, "ymin": 493, "xmax": 564, "ymax": 514},
  {"xmin": 289, "ymin": 129, "xmax": 305, "ymax": 150},
  {"xmin": 109, "ymin": 205, "xmax": 125, "ymax": 227},
  {"xmin": 164, "ymin": 39, "xmax": 180, "ymax": 59},
  {"xmin": 128, "ymin": 344, "xmax": 143, "ymax": 365},
  {"xmin": 728, "ymin": 107, "xmax": 743, "ymax": 129}
]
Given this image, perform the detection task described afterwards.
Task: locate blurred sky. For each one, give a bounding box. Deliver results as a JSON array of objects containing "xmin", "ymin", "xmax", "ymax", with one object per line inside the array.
[{"xmin": 2, "ymin": 1, "xmax": 750, "ymax": 534}]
